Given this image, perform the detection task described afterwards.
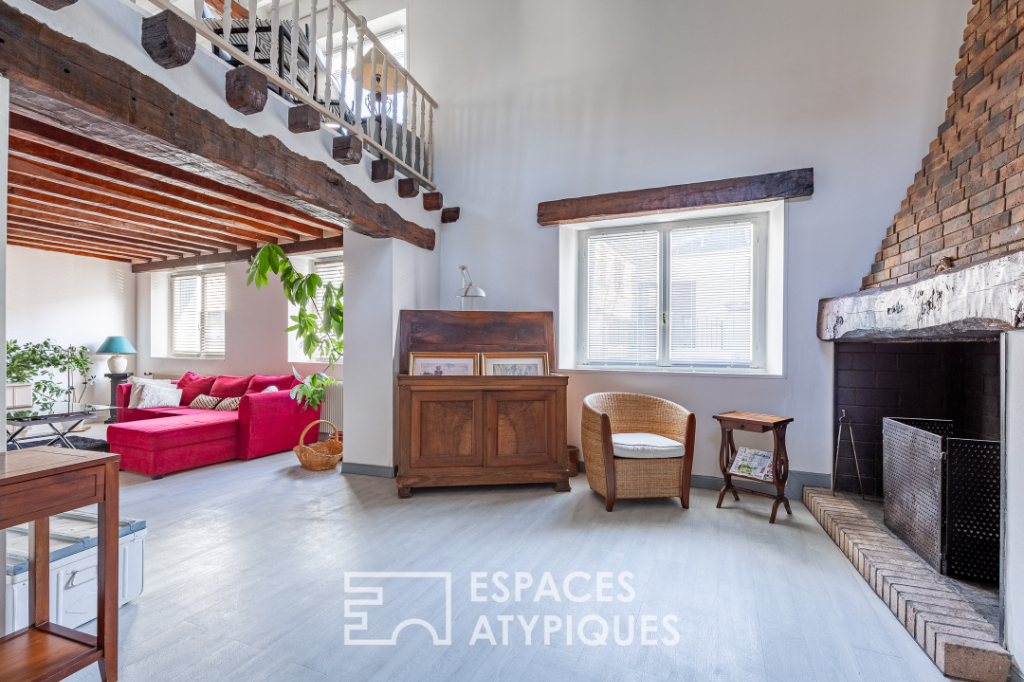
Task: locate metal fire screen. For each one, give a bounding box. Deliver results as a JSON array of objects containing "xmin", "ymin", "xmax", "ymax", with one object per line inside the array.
[{"xmin": 882, "ymin": 418, "xmax": 1000, "ymax": 582}]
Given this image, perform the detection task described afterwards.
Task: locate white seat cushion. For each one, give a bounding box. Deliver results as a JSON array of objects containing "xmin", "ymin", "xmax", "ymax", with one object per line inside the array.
[{"xmin": 611, "ymin": 432, "xmax": 687, "ymax": 459}]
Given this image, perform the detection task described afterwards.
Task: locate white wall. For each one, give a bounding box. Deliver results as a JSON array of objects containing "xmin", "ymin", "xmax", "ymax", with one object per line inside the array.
[
  {"xmin": 348, "ymin": 0, "xmax": 970, "ymax": 478},
  {"xmin": 136, "ymin": 261, "xmax": 339, "ymax": 380},
  {"xmin": 6, "ymin": 245, "xmax": 136, "ymax": 405},
  {"xmin": 1005, "ymin": 331, "xmax": 1024, "ymax": 671},
  {"xmin": 342, "ymin": 228, "xmax": 440, "ymax": 472}
]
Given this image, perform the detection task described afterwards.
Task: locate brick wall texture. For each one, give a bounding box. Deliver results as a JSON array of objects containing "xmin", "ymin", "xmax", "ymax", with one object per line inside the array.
[{"xmin": 864, "ymin": 0, "xmax": 1024, "ymax": 289}]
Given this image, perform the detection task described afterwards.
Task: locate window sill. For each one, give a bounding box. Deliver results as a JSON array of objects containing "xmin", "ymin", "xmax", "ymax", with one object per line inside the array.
[{"xmin": 563, "ymin": 365, "xmax": 784, "ymax": 379}]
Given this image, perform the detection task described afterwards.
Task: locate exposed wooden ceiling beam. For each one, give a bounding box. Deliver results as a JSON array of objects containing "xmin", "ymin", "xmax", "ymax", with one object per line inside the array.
[
  {"xmin": 8, "ymin": 192, "xmax": 257, "ymax": 250},
  {"xmin": 536, "ymin": 168, "xmax": 815, "ymax": 226},
  {"xmin": 0, "ymin": 6, "xmax": 433, "ymax": 248},
  {"xmin": 7, "ymin": 215, "xmax": 199, "ymax": 257},
  {"xmin": 8, "ymin": 227, "xmax": 168, "ymax": 260},
  {"xmin": 7, "ymin": 236, "xmax": 135, "ymax": 262},
  {"xmin": 7, "ymin": 129, "xmax": 336, "ymax": 237},
  {"xmin": 8, "ymin": 156, "xmax": 317, "ymax": 241},
  {"xmin": 7, "ymin": 221, "xmax": 185, "ymax": 258},
  {"xmin": 131, "ymin": 235, "xmax": 345, "ymax": 273},
  {"xmin": 7, "ymin": 182, "xmax": 265, "ymax": 247},
  {"xmin": 8, "ymin": 203, "xmax": 239, "ymax": 252}
]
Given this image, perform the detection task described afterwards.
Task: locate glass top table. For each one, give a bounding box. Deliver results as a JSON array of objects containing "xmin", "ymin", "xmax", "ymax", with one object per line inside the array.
[{"xmin": 6, "ymin": 403, "xmax": 114, "ymax": 450}]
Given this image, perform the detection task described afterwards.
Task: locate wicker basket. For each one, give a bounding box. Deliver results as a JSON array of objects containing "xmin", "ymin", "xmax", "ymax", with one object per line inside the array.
[{"xmin": 294, "ymin": 420, "xmax": 344, "ymax": 471}]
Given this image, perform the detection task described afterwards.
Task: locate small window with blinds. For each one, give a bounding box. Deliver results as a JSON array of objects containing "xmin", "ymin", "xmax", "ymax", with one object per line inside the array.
[
  {"xmin": 171, "ymin": 270, "xmax": 226, "ymax": 358},
  {"xmin": 578, "ymin": 215, "xmax": 768, "ymax": 371},
  {"xmin": 308, "ymin": 257, "xmax": 344, "ymax": 361}
]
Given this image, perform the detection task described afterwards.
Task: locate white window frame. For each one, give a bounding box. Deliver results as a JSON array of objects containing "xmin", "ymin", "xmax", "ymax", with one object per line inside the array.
[
  {"xmin": 559, "ymin": 200, "xmax": 786, "ymax": 377},
  {"xmin": 168, "ymin": 268, "xmax": 226, "ymax": 359}
]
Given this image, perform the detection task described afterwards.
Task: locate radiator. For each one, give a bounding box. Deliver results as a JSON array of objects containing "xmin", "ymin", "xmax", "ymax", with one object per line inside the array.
[{"xmin": 320, "ymin": 382, "xmax": 343, "ymax": 434}]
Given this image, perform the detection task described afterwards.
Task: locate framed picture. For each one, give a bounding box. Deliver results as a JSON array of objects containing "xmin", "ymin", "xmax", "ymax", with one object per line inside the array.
[
  {"xmin": 481, "ymin": 353, "xmax": 549, "ymax": 377},
  {"xmin": 409, "ymin": 353, "xmax": 480, "ymax": 376}
]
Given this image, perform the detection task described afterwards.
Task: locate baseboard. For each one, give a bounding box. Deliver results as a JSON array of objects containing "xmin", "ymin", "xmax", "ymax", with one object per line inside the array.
[
  {"xmin": 575, "ymin": 462, "xmax": 830, "ymax": 498},
  {"xmin": 1010, "ymin": 664, "xmax": 1023, "ymax": 682},
  {"xmin": 340, "ymin": 462, "xmax": 396, "ymax": 478}
]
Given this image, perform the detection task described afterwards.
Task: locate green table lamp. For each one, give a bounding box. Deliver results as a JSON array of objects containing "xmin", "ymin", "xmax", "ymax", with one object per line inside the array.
[{"xmin": 96, "ymin": 335, "xmax": 137, "ymax": 374}]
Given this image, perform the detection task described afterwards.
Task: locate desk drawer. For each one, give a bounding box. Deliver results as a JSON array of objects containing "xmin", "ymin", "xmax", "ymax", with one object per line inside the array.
[{"xmin": 0, "ymin": 467, "xmax": 104, "ymax": 525}]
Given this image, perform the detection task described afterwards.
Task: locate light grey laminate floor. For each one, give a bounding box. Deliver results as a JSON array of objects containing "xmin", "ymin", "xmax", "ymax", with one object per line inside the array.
[{"xmin": 64, "ymin": 452, "xmax": 948, "ymax": 682}]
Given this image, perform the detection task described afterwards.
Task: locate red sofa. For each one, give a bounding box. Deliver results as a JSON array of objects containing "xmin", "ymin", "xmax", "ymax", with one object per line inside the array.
[{"xmin": 107, "ymin": 373, "xmax": 320, "ymax": 478}]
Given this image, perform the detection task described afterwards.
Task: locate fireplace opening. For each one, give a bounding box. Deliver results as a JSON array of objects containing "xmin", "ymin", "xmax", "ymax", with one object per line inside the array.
[{"xmin": 833, "ymin": 339, "xmax": 1003, "ymax": 623}]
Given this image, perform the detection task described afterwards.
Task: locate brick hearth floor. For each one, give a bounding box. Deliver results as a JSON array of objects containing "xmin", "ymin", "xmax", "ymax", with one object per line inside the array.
[{"xmin": 803, "ymin": 487, "xmax": 1011, "ymax": 682}]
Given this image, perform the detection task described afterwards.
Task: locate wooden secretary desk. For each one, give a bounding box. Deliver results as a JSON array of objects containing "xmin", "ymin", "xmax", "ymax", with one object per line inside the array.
[{"xmin": 396, "ymin": 311, "xmax": 570, "ymax": 497}]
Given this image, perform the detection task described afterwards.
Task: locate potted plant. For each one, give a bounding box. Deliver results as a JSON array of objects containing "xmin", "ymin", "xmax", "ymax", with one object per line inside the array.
[{"xmin": 245, "ymin": 244, "xmax": 342, "ymax": 409}]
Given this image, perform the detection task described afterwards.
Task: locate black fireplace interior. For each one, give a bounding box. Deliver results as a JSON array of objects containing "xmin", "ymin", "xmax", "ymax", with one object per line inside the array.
[
  {"xmin": 834, "ymin": 339, "xmax": 1000, "ymax": 496},
  {"xmin": 833, "ymin": 338, "xmax": 1002, "ymax": 585}
]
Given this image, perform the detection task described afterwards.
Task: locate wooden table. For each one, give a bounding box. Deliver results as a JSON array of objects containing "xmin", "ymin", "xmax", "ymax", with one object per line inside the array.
[
  {"xmin": 713, "ymin": 412, "xmax": 794, "ymax": 524},
  {"xmin": 0, "ymin": 447, "xmax": 120, "ymax": 682}
]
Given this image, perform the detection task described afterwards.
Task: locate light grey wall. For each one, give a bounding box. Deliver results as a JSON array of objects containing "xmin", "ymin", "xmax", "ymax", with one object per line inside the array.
[{"xmin": 348, "ymin": 0, "xmax": 970, "ymax": 477}]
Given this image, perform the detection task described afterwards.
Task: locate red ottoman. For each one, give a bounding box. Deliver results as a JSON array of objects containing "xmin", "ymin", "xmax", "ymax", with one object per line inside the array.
[{"xmin": 108, "ymin": 411, "xmax": 240, "ymax": 478}]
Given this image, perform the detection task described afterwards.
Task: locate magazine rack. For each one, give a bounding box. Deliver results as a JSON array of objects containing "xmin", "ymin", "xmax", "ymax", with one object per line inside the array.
[{"xmin": 713, "ymin": 412, "xmax": 794, "ymax": 524}]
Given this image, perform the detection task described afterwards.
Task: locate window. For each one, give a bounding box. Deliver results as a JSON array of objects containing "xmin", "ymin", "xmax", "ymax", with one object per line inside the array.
[
  {"xmin": 171, "ymin": 270, "xmax": 226, "ymax": 358},
  {"xmin": 301, "ymin": 257, "xmax": 344, "ymax": 362},
  {"xmin": 578, "ymin": 214, "xmax": 769, "ymax": 371}
]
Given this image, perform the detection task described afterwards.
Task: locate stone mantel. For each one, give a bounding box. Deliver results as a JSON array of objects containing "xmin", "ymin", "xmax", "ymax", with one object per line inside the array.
[{"xmin": 818, "ymin": 250, "xmax": 1024, "ymax": 341}]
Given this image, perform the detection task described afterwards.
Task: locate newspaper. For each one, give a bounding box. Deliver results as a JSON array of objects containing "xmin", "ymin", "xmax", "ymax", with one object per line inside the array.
[{"xmin": 729, "ymin": 446, "xmax": 775, "ymax": 482}]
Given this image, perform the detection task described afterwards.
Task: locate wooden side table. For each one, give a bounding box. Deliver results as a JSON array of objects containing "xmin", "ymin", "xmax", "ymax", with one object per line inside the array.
[
  {"xmin": 0, "ymin": 447, "xmax": 120, "ymax": 682},
  {"xmin": 103, "ymin": 373, "xmax": 133, "ymax": 424},
  {"xmin": 713, "ymin": 412, "xmax": 794, "ymax": 524}
]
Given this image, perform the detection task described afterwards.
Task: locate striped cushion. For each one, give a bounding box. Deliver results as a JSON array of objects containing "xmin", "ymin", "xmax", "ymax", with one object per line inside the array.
[
  {"xmin": 215, "ymin": 396, "xmax": 242, "ymax": 411},
  {"xmin": 189, "ymin": 394, "xmax": 223, "ymax": 410}
]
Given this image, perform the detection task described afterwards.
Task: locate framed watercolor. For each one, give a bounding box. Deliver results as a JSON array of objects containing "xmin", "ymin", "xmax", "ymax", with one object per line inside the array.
[
  {"xmin": 481, "ymin": 352, "xmax": 550, "ymax": 377},
  {"xmin": 409, "ymin": 352, "xmax": 480, "ymax": 376}
]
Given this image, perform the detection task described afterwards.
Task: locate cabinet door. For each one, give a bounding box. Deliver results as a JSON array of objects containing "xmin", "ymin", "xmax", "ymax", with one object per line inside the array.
[
  {"xmin": 485, "ymin": 391, "xmax": 557, "ymax": 468},
  {"xmin": 410, "ymin": 391, "xmax": 484, "ymax": 468}
]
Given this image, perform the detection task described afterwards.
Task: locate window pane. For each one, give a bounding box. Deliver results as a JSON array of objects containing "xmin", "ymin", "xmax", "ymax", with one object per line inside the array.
[
  {"xmin": 670, "ymin": 223, "xmax": 752, "ymax": 366},
  {"xmin": 172, "ymin": 275, "xmax": 201, "ymax": 355},
  {"xmin": 587, "ymin": 231, "xmax": 659, "ymax": 365},
  {"xmin": 202, "ymin": 272, "xmax": 227, "ymax": 357}
]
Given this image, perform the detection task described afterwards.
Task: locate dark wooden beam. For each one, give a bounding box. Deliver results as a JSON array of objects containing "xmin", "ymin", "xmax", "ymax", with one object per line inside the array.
[
  {"xmin": 9, "ymin": 120, "xmax": 334, "ymax": 236},
  {"xmin": 226, "ymin": 65, "xmax": 267, "ymax": 115},
  {"xmin": 0, "ymin": 2, "xmax": 434, "ymax": 249},
  {"xmin": 131, "ymin": 235, "xmax": 345, "ymax": 273},
  {"xmin": 423, "ymin": 192, "xmax": 443, "ymax": 211},
  {"xmin": 288, "ymin": 104, "xmax": 321, "ymax": 133},
  {"xmin": 29, "ymin": 0, "xmax": 78, "ymax": 11},
  {"xmin": 397, "ymin": 178, "xmax": 419, "ymax": 198},
  {"xmin": 141, "ymin": 10, "xmax": 195, "ymax": 69},
  {"xmin": 332, "ymin": 135, "xmax": 362, "ymax": 165},
  {"xmin": 371, "ymin": 158, "xmax": 395, "ymax": 182},
  {"xmin": 441, "ymin": 207, "xmax": 460, "ymax": 223},
  {"xmin": 536, "ymin": 168, "xmax": 814, "ymax": 226}
]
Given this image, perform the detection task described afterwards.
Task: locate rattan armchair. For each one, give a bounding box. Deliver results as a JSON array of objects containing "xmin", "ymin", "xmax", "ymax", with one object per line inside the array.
[{"xmin": 581, "ymin": 392, "xmax": 696, "ymax": 512}]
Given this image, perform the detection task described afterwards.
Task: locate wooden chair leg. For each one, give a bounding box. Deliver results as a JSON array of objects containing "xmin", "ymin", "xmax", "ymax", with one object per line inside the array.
[{"xmin": 601, "ymin": 413, "xmax": 617, "ymax": 512}]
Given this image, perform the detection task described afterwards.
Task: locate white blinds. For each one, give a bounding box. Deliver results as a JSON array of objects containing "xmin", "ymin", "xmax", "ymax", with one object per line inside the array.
[
  {"xmin": 586, "ymin": 231, "xmax": 659, "ymax": 365},
  {"xmin": 669, "ymin": 222, "xmax": 752, "ymax": 366},
  {"xmin": 172, "ymin": 271, "xmax": 226, "ymax": 357},
  {"xmin": 314, "ymin": 259, "xmax": 345, "ymax": 297}
]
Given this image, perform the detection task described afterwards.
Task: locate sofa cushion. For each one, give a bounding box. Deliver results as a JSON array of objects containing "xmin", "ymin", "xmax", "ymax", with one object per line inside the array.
[
  {"xmin": 189, "ymin": 394, "xmax": 223, "ymax": 410},
  {"xmin": 611, "ymin": 432, "xmax": 687, "ymax": 459},
  {"xmin": 246, "ymin": 375, "xmax": 296, "ymax": 394},
  {"xmin": 136, "ymin": 383, "xmax": 183, "ymax": 409},
  {"xmin": 211, "ymin": 375, "xmax": 253, "ymax": 398},
  {"xmin": 176, "ymin": 372, "xmax": 217, "ymax": 406},
  {"xmin": 215, "ymin": 396, "xmax": 241, "ymax": 411},
  {"xmin": 108, "ymin": 411, "xmax": 239, "ymax": 451}
]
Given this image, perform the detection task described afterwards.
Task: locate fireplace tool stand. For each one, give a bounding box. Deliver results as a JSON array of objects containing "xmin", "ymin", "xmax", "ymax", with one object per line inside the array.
[{"xmin": 833, "ymin": 409, "xmax": 865, "ymax": 498}]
